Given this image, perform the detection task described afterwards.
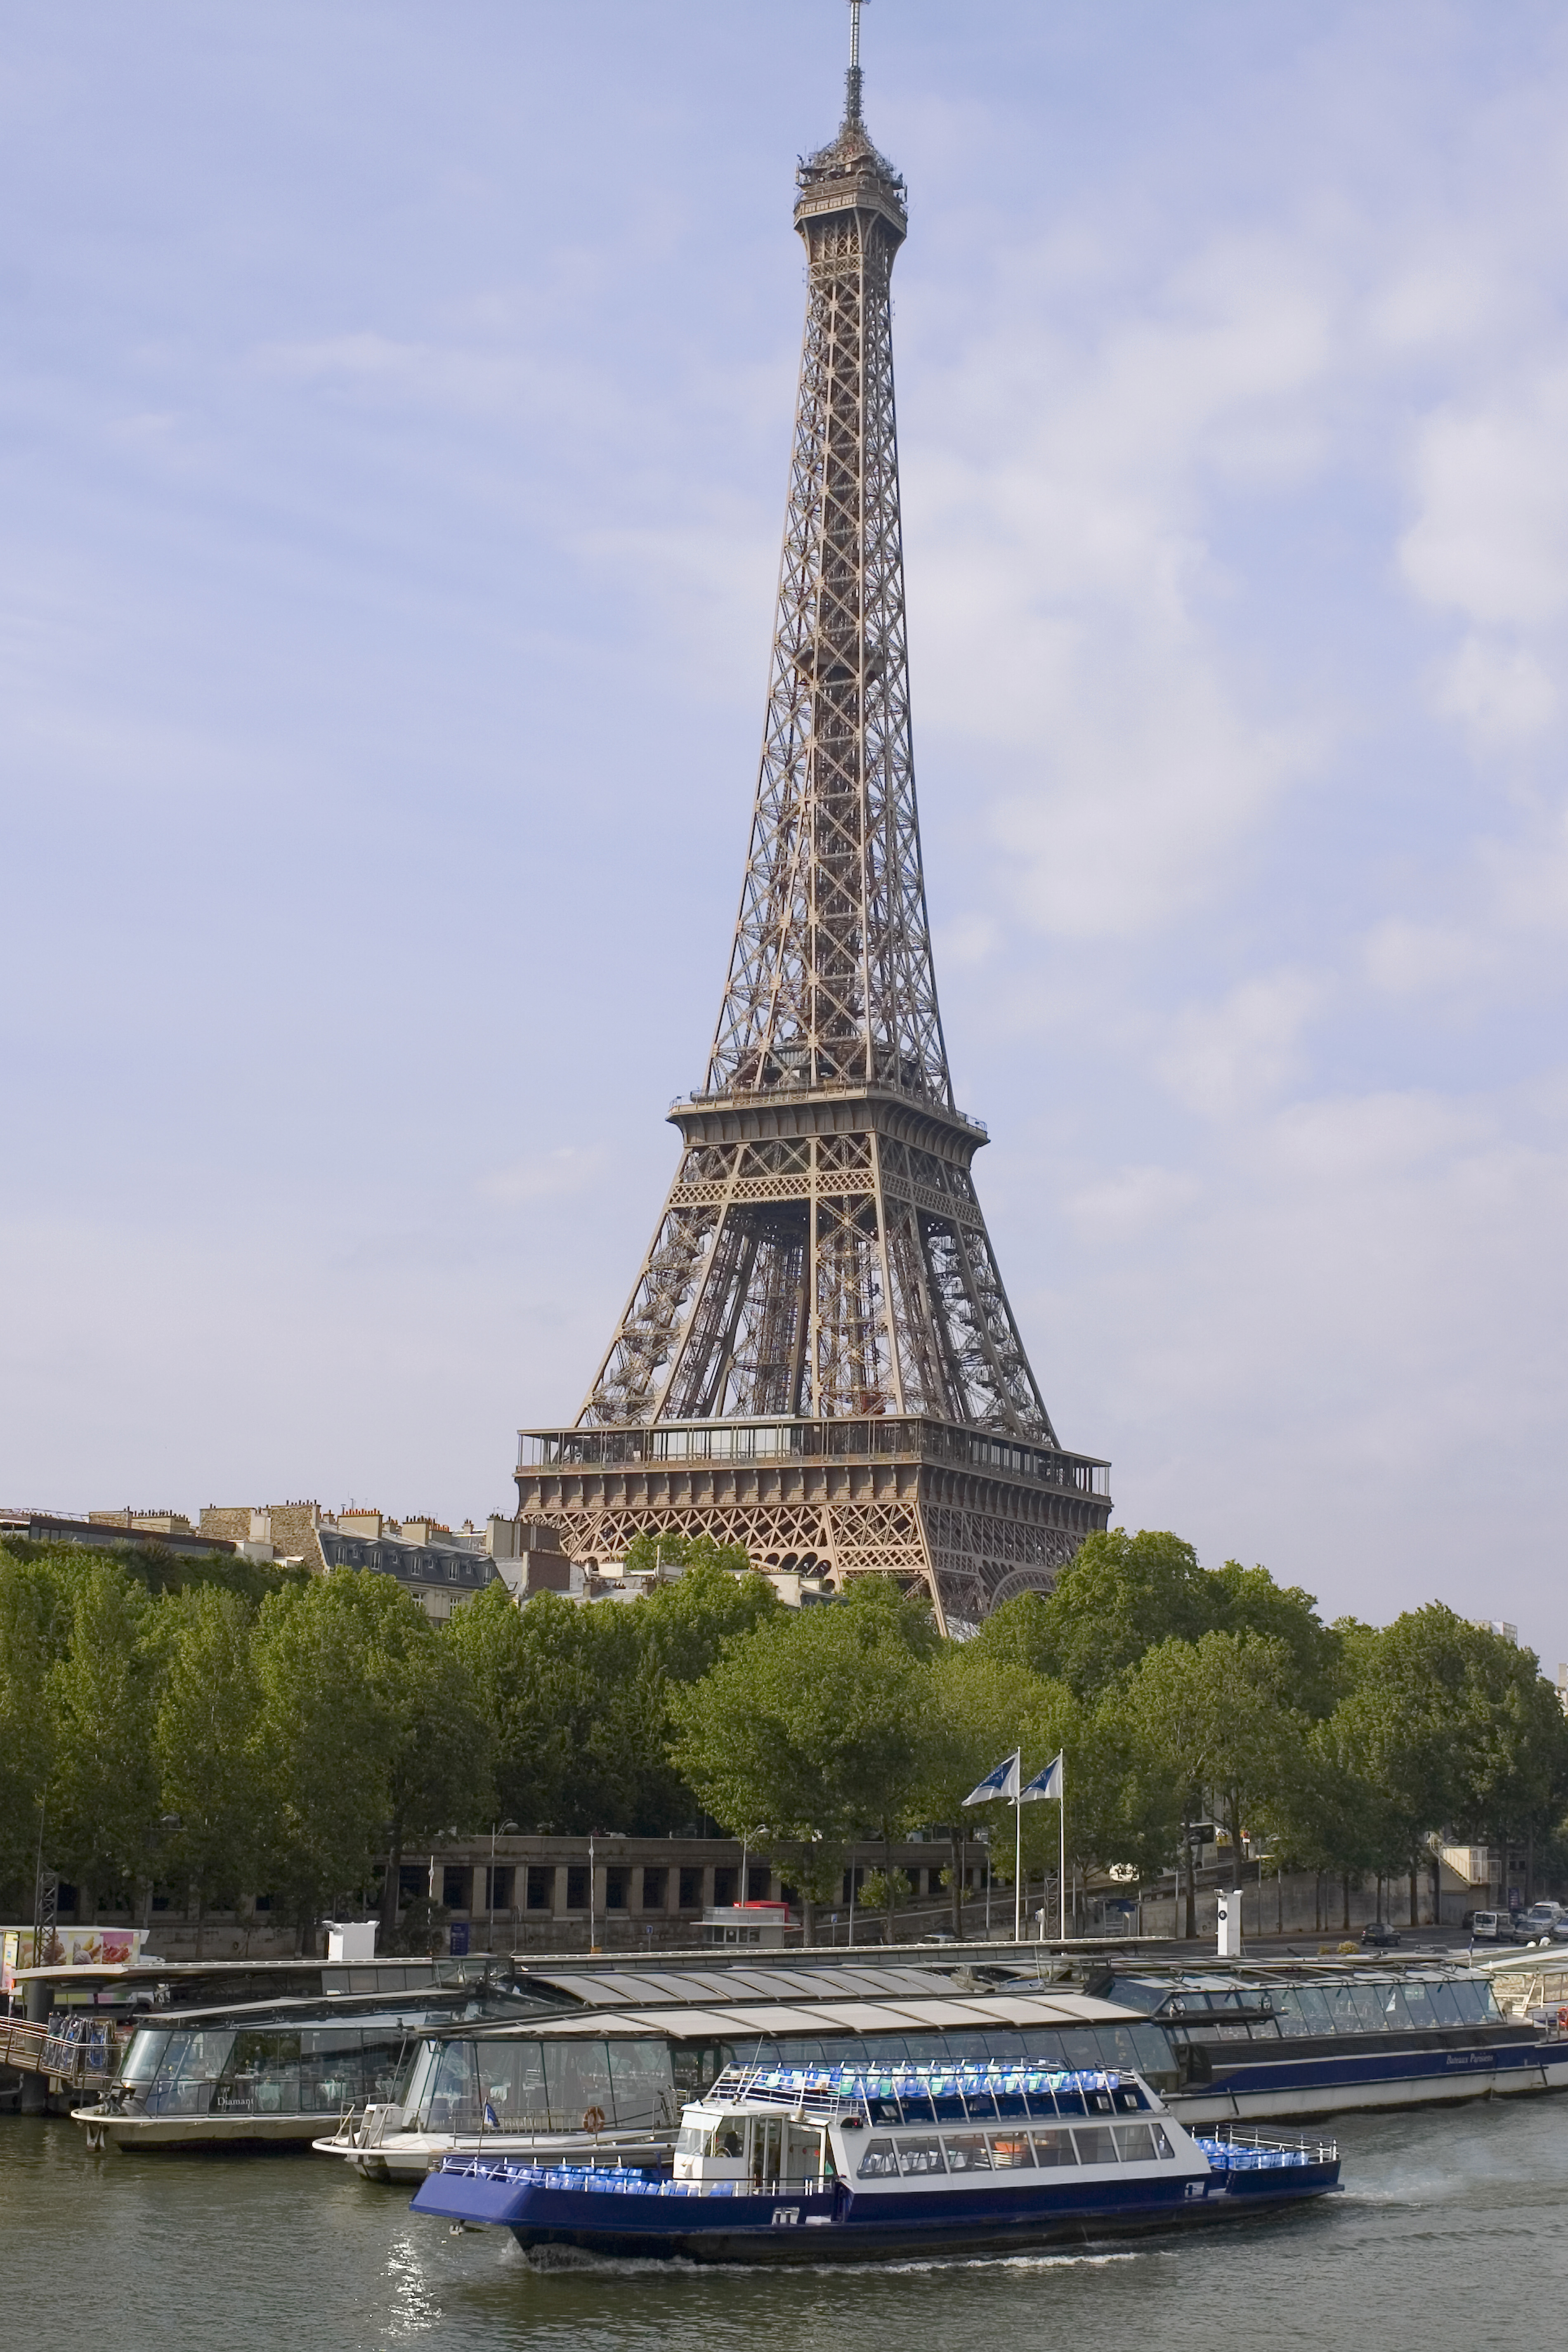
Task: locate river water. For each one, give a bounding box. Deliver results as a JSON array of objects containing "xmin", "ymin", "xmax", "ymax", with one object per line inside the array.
[{"xmin": 6, "ymin": 2097, "xmax": 1567, "ymax": 2349}]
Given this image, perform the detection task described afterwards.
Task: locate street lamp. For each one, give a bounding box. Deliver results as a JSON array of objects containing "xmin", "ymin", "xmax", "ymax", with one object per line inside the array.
[{"xmin": 488, "ymin": 1820, "xmax": 519, "ymax": 1955}]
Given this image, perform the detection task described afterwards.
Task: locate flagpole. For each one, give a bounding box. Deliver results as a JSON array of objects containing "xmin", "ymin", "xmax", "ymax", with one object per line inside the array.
[
  {"xmin": 1015, "ymin": 1769, "xmax": 1022, "ymax": 1943},
  {"xmin": 1058, "ymin": 1757, "xmax": 1067, "ymax": 1943}
]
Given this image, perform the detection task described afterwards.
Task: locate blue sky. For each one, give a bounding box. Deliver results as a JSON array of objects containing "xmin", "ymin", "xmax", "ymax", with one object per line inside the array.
[{"xmin": 5, "ymin": 2, "xmax": 1567, "ymax": 1662}]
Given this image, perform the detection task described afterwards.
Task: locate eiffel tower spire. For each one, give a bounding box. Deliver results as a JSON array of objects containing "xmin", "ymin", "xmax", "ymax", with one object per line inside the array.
[{"xmin": 516, "ymin": 28, "xmax": 1111, "ymax": 1631}]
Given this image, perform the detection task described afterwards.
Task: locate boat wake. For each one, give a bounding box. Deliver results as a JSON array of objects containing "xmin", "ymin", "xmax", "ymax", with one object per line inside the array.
[{"xmin": 505, "ymin": 2241, "xmax": 1144, "ymax": 2281}]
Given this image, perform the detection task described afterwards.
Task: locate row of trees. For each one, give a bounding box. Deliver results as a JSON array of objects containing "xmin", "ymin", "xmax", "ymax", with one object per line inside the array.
[
  {"xmin": 668, "ymin": 1537, "xmax": 1568, "ymax": 1937},
  {"xmin": 0, "ymin": 1533, "xmax": 775, "ymax": 1946},
  {"xmin": 4, "ymin": 1527, "xmax": 1566, "ymax": 1947}
]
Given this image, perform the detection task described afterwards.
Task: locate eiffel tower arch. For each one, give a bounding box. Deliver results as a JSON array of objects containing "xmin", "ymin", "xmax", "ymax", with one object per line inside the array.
[{"xmin": 515, "ymin": 16, "xmax": 1111, "ymax": 1634}]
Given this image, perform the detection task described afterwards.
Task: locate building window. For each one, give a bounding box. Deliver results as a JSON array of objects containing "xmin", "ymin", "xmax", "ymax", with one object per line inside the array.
[
  {"xmin": 746, "ymin": 1866, "xmax": 770, "ymax": 1902},
  {"xmin": 712, "ymin": 1867, "xmax": 736, "ymax": 1907},
  {"xmin": 527, "ymin": 1866, "xmax": 555, "ymax": 1911},
  {"xmin": 641, "ymin": 1868, "xmax": 666, "ymax": 1911},
  {"xmin": 605, "ymin": 1867, "xmax": 630, "ymax": 1911},
  {"xmin": 442, "ymin": 1866, "xmax": 472, "ymax": 1911},
  {"xmin": 678, "ymin": 1867, "xmax": 703, "ymax": 1909},
  {"xmin": 486, "ymin": 1866, "xmax": 515, "ymax": 1913},
  {"xmin": 448, "ymin": 1561, "xmax": 459, "ymax": 1581},
  {"xmin": 566, "ymin": 1866, "xmax": 589, "ymax": 1910}
]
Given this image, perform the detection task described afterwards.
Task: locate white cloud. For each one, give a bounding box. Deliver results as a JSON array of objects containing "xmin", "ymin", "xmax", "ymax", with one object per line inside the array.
[{"xmin": 1156, "ymin": 971, "xmax": 1327, "ymax": 1119}]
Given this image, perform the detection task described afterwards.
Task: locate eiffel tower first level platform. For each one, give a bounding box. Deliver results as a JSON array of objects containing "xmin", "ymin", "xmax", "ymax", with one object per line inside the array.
[{"xmin": 514, "ymin": 16, "xmax": 1111, "ymax": 1634}]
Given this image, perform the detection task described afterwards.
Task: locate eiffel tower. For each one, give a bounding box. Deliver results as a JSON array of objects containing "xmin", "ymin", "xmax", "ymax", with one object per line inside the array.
[{"xmin": 516, "ymin": 7, "xmax": 1111, "ymax": 1633}]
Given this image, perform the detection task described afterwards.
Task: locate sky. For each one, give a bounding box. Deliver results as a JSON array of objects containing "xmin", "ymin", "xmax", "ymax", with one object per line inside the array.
[{"xmin": 4, "ymin": 1, "xmax": 1567, "ymax": 1663}]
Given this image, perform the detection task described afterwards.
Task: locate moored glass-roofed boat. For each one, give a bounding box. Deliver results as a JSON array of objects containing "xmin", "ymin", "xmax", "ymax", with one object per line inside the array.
[
  {"xmin": 411, "ymin": 2058, "xmax": 1339, "ymax": 2263},
  {"xmin": 68, "ymin": 1981, "xmax": 544, "ymax": 2150},
  {"xmin": 1087, "ymin": 1960, "xmax": 1568, "ymax": 2124}
]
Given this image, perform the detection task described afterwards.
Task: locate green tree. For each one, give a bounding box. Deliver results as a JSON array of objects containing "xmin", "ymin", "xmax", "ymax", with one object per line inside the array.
[
  {"xmin": 154, "ymin": 1586, "xmax": 270, "ymax": 1954},
  {"xmin": 46, "ymin": 1559, "xmax": 162, "ymax": 1921},
  {"xmin": 253, "ymin": 1573, "xmax": 404, "ymax": 1950},
  {"xmin": 0, "ymin": 1547, "xmax": 73, "ymax": 1908},
  {"xmin": 999, "ymin": 1531, "xmax": 1219, "ymax": 1703},
  {"xmin": 1210, "ymin": 1562, "xmax": 1343, "ymax": 1717},
  {"xmin": 1119, "ymin": 1630, "xmax": 1299, "ymax": 1937},
  {"xmin": 669, "ymin": 1577, "xmax": 937, "ymax": 1940}
]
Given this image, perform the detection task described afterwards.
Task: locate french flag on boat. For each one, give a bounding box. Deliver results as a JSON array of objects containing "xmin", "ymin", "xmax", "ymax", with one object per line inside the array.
[
  {"xmin": 1021, "ymin": 1753, "xmax": 1064, "ymax": 1802},
  {"xmin": 962, "ymin": 1750, "xmax": 1020, "ymax": 1806}
]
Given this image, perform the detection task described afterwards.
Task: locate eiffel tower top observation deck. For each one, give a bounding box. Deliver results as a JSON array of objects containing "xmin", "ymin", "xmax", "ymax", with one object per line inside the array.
[{"xmin": 517, "ymin": 10, "xmax": 1110, "ymax": 1631}]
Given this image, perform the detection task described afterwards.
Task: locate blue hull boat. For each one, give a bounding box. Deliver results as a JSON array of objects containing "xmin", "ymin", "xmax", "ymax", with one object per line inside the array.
[{"xmin": 412, "ymin": 2060, "xmax": 1339, "ymax": 2265}]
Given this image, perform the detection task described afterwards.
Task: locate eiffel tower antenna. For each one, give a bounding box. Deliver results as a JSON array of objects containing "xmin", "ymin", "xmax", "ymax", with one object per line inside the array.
[
  {"xmin": 845, "ymin": 0, "xmax": 865, "ymax": 127},
  {"xmin": 515, "ymin": 17, "xmax": 1111, "ymax": 1633}
]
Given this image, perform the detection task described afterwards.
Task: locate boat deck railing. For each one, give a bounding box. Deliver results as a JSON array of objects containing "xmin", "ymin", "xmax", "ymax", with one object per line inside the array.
[
  {"xmin": 1204, "ymin": 2122, "xmax": 1338, "ymax": 2167},
  {"xmin": 705, "ymin": 2059, "xmax": 1138, "ymax": 2124}
]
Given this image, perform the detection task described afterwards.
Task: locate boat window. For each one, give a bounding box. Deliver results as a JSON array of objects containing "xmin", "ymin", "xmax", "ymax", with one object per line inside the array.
[
  {"xmin": 607, "ymin": 2040, "xmax": 676, "ymax": 2130},
  {"xmin": 1057, "ymin": 2031, "xmax": 1109, "ymax": 2073},
  {"xmin": 942, "ymin": 2133, "xmax": 991, "ymax": 2172},
  {"xmin": 1111, "ymin": 2123, "xmax": 1158, "ymax": 2163},
  {"xmin": 675, "ymin": 2126, "xmax": 704, "ymax": 2155},
  {"xmin": 894, "ymin": 2136, "xmax": 946, "ymax": 2176},
  {"xmin": 401, "ymin": 2041, "xmax": 440, "ymax": 2125},
  {"xmin": 1375, "ymin": 1986, "xmax": 1412, "ymax": 2029},
  {"xmin": 120, "ymin": 2029, "xmax": 170, "ymax": 2087},
  {"xmin": 1288, "ymin": 1987, "xmax": 1334, "ymax": 2035},
  {"xmin": 144, "ymin": 2030, "xmax": 236, "ymax": 2118},
  {"xmin": 857, "ymin": 2138, "xmax": 900, "ymax": 2179},
  {"xmin": 1032, "ymin": 2128, "xmax": 1078, "ymax": 2167},
  {"xmin": 1398, "ymin": 1983, "xmax": 1438, "ymax": 2028},
  {"xmin": 895, "ymin": 2035, "xmax": 941, "ymax": 2063},
  {"xmin": 1110, "ymin": 2085, "xmax": 1148, "ymax": 2112},
  {"xmin": 1151, "ymin": 2125, "xmax": 1175, "ymax": 2159},
  {"xmin": 1094, "ymin": 2025, "xmax": 1167, "ymax": 2078},
  {"xmin": 1074, "ymin": 2125, "xmax": 1118, "ymax": 2166},
  {"xmin": 1424, "ymin": 1983, "xmax": 1462, "ymax": 2026},
  {"xmin": 1018, "ymin": 2029, "xmax": 1072, "ymax": 2068},
  {"xmin": 544, "ymin": 2040, "xmax": 616, "ymax": 2130},
  {"xmin": 1337, "ymin": 1986, "xmax": 1386, "ymax": 2034},
  {"xmin": 943, "ymin": 2033, "xmax": 995, "ymax": 2064},
  {"xmin": 989, "ymin": 2132, "xmax": 1033, "ymax": 2169},
  {"xmin": 1101, "ymin": 1979, "xmax": 1163, "ymax": 2014}
]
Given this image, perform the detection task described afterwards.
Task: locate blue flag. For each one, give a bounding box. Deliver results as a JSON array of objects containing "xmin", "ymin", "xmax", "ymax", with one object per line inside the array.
[
  {"xmin": 483, "ymin": 2102, "xmax": 499, "ymax": 2129},
  {"xmin": 1020, "ymin": 1752, "xmax": 1064, "ymax": 1802},
  {"xmin": 962, "ymin": 1750, "xmax": 1020, "ymax": 1806}
]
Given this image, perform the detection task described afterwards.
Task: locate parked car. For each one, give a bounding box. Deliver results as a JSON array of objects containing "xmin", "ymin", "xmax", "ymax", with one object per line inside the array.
[
  {"xmin": 1470, "ymin": 1910, "xmax": 1526, "ymax": 1943},
  {"xmin": 1361, "ymin": 1920, "xmax": 1402, "ymax": 1948},
  {"xmin": 1520, "ymin": 1902, "xmax": 1564, "ymax": 1937}
]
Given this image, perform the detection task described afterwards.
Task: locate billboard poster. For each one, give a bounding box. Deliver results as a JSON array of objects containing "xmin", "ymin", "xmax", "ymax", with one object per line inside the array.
[{"xmin": 1, "ymin": 1925, "xmax": 146, "ymax": 1993}]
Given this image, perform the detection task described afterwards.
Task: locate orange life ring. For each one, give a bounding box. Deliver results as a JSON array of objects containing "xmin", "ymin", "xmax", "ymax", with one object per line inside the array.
[
  {"xmin": 582, "ymin": 2105, "xmax": 606, "ymax": 2133},
  {"xmin": 1556, "ymin": 2008, "xmax": 1568, "ymax": 2033}
]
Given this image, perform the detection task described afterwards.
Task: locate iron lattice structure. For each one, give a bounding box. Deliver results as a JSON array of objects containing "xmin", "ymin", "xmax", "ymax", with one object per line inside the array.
[{"xmin": 517, "ymin": 42, "xmax": 1110, "ymax": 1631}]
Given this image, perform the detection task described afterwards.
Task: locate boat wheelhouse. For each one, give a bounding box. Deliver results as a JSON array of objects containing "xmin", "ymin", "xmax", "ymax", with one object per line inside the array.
[{"xmin": 411, "ymin": 2059, "xmax": 1340, "ymax": 2263}]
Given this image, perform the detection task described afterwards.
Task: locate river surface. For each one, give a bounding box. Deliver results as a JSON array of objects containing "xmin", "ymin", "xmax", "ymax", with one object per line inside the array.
[{"xmin": 5, "ymin": 2097, "xmax": 1567, "ymax": 2349}]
